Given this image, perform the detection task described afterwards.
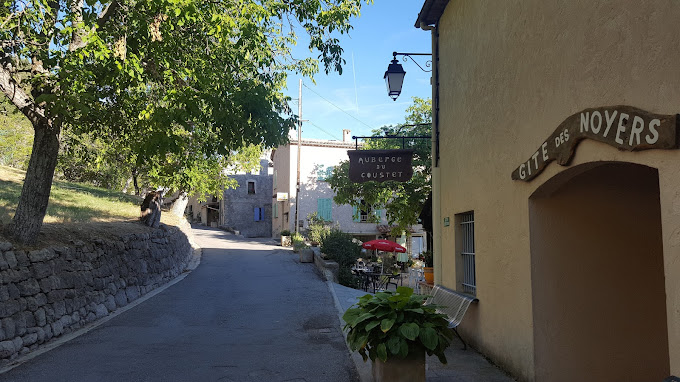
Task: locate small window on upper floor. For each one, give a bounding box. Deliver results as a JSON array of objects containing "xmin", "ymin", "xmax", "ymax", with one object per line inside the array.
[
  {"xmin": 317, "ymin": 165, "xmax": 334, "ymax": 181},
  {"xmin": 247, "ymin": 181, "xmax": 255, "ymax": 194}
]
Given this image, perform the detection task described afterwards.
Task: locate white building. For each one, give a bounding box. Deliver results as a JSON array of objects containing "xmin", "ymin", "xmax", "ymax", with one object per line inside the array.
[{"xmin": 271, "ymin": 129, "xmax": 426, "ymax": 254}]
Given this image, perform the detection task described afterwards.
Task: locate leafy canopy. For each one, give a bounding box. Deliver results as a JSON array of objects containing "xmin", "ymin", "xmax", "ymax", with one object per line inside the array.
[
  {"xmin": 1, "ymin": 0, "xmax": 372, "ymax": 196},
  {"xmin": 327, "ymin": 97, "xmax": 432, "ymax": 236}
]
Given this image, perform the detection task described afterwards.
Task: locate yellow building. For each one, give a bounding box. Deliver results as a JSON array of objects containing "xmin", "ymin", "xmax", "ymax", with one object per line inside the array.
[{"xmin": 416, "ymin": 1, "xmax": 680, "ymax": 380}]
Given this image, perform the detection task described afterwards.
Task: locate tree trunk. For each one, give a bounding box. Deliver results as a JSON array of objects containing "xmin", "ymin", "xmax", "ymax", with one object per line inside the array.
[
  {"xmin": 122, "ymin": 176, "xmax": 133, "ymax": 194},
  {"xmin": 169, "ymin": 192, "xmax": 189, "ymax": 218},
  {"xmin": 10, "ymin": 120, "xmax": 60, "ymax": 243},
  {"xmin": 132, "ymin": 169, "xmax": 139, "ymax": 196}
]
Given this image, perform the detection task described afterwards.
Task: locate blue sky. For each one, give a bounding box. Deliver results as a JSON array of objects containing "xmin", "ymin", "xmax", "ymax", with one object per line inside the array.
[{"xmin": 285, "ymin": 0, "xmax": 432, "ymax": 141}]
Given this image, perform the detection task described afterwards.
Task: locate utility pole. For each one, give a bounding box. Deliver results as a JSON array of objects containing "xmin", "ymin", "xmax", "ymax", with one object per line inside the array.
[{"xmin": 294, "ymin": 79, "xmax": 302, "ymax": 234}]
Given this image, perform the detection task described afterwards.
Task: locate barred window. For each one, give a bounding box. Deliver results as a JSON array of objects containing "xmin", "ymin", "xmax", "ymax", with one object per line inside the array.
[{"xmin": 459, "ymin": 212, "xmax": 476, "ymax": 295}]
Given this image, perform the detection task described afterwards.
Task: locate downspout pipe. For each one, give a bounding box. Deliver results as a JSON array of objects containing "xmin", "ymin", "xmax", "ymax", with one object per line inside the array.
[{"xmin": 419, "ymin": 21, "xmax": 442, "ymax": 286}]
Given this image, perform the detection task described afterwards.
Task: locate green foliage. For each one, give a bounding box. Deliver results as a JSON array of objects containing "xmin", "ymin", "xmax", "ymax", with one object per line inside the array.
[
  {"xmin": 280, "ymin": 230, "xmax": 291, "ymax": 237},
  {"xmin": 307, "ymin": 212, "xmax": 332, "ymax": 244},
  {"xmin": 342, "ymin": 287, "xmax": 454, "ymax": 364},
  {"xmin": 1, "ymin": 0, "xmax": 374, "ymax": 227},
  {"xmin": 292, "ymin": 232, "xmax": 307, "ymax": 252},
  {"xmin": 0, "ymin": 166, "xmax": 139, "ymax": 225},
  {"xmin": 421, "ymin": 250, "xmax": 433, "ymax": 267},
  {"xmin": 0, "ymin": 102, "xmax": 33, "ymax": 170},
  {"xmin": 320, "ymin": 228, "xmax": 360, "ymax": 267},
  {"xmin": 327, "ymin": 97, "xmax": 432, "ymax": 236}
]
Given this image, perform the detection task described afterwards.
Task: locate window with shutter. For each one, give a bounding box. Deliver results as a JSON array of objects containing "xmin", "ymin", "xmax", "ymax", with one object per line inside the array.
[{"xmin": 317, "ymin": 198, "xmax": 332, "ymax": 221}]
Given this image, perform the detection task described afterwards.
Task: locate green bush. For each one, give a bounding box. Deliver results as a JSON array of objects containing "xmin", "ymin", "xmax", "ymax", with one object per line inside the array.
[
  {"xmin": 320, "ymin": 228, "xmax": 361, "ymax": 267},
  {"xmin": 307, "ymin": 212, "xmax": 331, "ymax": 244},
  {"xmin": 280, "ymin": 229, "xmax": 291, "ymax": 236},
  {"xmin": 292, "ymin": 232, "xmax": 307, "ymax": 252}
]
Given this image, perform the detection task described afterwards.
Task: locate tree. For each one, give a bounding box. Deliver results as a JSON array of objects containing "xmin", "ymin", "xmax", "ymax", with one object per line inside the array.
[
  {"xmin": 1, "ymin": 0, "xmax": 371, "ymax": 243},
  {"xmin": 327, "ymin": 97, "xmax": 432, "ymax": 237}
]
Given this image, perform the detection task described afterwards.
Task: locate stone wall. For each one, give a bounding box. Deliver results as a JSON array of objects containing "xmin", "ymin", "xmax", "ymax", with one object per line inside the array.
[{"xmin": 0, "ymin": 224, "xmax": 193, "ymax": 361}]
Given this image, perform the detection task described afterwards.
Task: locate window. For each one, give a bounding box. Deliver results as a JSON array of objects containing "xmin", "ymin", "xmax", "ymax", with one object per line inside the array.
[
  {"xmin": 253, "ymin": 207, "xmax": 265, "ymax": 221},
  {"xmin": 458, "ymin": 211, "xmax": 476, "ymax": 295},
  {"xmin": 353, "ymin": 200, "xmax": 381, "ymax": 223},
  {"xmin": 247, "ymin": 181, "xmax": 255, "ymax": 194},
  {"xmin": 317, "ymin": 198, "xmax": 332, "ymax": 221},
  {"xmin": 317, "ymin": 165, "xmax": 334, "ymax": 181}
]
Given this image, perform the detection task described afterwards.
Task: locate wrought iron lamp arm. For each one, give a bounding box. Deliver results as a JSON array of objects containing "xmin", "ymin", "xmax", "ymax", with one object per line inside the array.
[{"xmin": 393, "ymin": 52, "xmax": 432, "ymax": 73}]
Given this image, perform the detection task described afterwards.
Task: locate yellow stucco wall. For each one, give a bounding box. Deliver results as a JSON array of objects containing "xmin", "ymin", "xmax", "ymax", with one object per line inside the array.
[{"xmin": 435, "ymin": 1, "xmax": 680, "ymax": 380}]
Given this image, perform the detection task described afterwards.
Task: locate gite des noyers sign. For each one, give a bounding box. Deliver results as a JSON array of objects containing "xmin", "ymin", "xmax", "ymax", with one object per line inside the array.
[
  {"xmin": 511, "ymin": 106, "xmax": 678, "ymax": 182},
  {"xmin": 348, "ymin": 149, "xmax": 414, "ymax": 183}
]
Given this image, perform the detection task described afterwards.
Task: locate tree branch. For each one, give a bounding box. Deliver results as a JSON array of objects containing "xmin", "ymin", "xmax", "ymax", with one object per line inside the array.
[
  {"xmin": 0, "ymin": 63, "xmax": 45, "ymax": 126},
  {"xmin": 97, "ymin": 0, "xmax": 120, "ymax": 29}
]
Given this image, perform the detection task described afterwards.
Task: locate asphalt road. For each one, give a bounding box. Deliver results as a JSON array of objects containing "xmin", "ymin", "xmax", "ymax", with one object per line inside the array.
[{"xmin": 0, "ymin": 226, "xmax": 358, "ymax": 382}]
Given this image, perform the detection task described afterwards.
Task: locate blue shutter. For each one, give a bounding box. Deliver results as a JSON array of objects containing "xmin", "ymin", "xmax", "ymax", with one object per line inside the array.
[
  {"xmin": 374, "ymin": 209, "xmax": 382, "ymax": 222},
  {"xmin": 254, "ymin": 207, "xmax": 259, "ymax": 221},
  {"xmin": 353, "ymin": 205, "xmax": 360, "ymax": 222},
  {"xmin": 317, "ymin": 199, "xmax": 325, "ymax": 219},
  {"xmin": 324, "ymin": 199, "xmax": 332, "ymax": 221}
]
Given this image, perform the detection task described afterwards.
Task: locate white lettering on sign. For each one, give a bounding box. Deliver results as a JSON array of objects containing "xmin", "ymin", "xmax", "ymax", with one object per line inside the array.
[
  {"xmin": 647, "ymin": 119, "xmax": 660, "ymax": 144},
  {"xmin": 357, "ymin": 156, "xmax": 404, "ymax": 165},
  {"xmin": 513, "ymin": 106, "xmax": 676, "ymax": 182},
  {"xmin": 360, "ymin": 172, "xmax": 404, "ymax": 179},
  {"xmin": 579, "ymin": 111, "xmax": 662, "ymax": 148}
]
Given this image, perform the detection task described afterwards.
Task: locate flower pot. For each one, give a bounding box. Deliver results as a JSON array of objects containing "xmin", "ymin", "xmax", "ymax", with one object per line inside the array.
[
  {"xmin": 299, "ymin": 248, "xmax": 314, "ymax": 263},
  {"xmin": 372, "ymin": 348, "xmax": 425, "ymax": 382},
  {"xmin": 280, "ymin": 235, "xmax": 291, "ymax": 247},
  {"xmin": 423, "ymin": 267, "xmax": 434, "ymax": 284}
]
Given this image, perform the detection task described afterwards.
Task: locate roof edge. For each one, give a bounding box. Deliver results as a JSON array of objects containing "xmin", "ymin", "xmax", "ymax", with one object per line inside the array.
[{"xmin": 415, "ymin": 0, "xmax": 450, "ymax": 28}]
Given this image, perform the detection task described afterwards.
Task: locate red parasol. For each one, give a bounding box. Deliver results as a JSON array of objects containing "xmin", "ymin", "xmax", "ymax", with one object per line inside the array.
[{"xmin": 362, "ymin": 239, "xmax": 406, "ymax": 253}]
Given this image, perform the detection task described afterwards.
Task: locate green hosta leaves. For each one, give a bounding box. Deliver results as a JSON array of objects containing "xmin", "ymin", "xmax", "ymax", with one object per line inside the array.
[
  {"xmin": 376, "ymin": 343, "xmax": 387, "ymax": 362},
  {"xmin": 399, "ymin": 323, "xmax": 419, "ymax": 341},
  {"xmin": 343, "ymin": 287, "xmax": 453, "ymax": 364},
  {"xmin": 419, "ymin": 327, "xmax": 438, "ymax": 351},
  {"xmin": 380, "ymin": 318, "xmax": 395, "ymax": 333}
]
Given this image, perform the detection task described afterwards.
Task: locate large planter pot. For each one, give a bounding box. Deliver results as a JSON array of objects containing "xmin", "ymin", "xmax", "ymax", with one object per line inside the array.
[
  {"xmin": 299, "ymin": 248, "xmax": 314, "ymax": 263},
  {"xmin": 423, "ymin": 267, "xmax": 434, "ymax": 284},
  {"xmin": 280, "ymin": 235, "xmax": 291, "ymax": 247},
  {"xmin": 372, "ymin": 348, "xmax": 425, "ymax": 382}
]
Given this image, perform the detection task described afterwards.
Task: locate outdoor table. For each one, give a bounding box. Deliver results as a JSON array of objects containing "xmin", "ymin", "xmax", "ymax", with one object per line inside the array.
[{"xmin": 361, "ymin": 271, "xmax": 402, "ymax": 293}]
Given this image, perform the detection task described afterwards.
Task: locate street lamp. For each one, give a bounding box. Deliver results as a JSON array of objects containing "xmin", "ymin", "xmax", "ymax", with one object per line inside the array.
[
  {"xmin": 384, "ymin": 58, "xmax": 406, "ymax": 101},
  {"xmin": 384, "ymin": 52, "xmax": 432, "ymax": 101}
]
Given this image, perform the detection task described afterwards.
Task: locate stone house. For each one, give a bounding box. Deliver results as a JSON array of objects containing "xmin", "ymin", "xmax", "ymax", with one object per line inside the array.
[{"xmin": 271, "ymin": 129, "xmax": 427, "ymax": 254}]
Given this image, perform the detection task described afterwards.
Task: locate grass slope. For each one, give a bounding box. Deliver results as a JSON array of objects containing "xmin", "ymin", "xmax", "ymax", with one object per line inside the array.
[{"xmin": 0, "ymin": 166, "xmax": 176, "ymax": 249}]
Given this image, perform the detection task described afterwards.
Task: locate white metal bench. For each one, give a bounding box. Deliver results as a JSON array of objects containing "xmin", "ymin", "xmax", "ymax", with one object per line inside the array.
[{"xmin": 425, "ymin": 285, "xmax": 478, "ymax": 350}]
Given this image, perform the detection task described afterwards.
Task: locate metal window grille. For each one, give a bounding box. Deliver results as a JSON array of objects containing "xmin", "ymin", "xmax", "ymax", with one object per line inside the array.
[{"xmin": 460, "ymin": 212, "xmax": 476, "ymax": 295}]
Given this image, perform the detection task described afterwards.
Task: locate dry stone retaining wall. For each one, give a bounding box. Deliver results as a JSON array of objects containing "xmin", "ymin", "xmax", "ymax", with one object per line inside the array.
[{"xmin": 0, "ymin": 224, "xmax": 193, "ymax": 361}]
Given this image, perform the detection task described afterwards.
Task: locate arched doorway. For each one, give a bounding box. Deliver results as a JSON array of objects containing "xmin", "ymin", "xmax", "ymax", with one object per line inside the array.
[{"xmin": 529, "ymin": 162, "xmax": 669, "ymax": 381}]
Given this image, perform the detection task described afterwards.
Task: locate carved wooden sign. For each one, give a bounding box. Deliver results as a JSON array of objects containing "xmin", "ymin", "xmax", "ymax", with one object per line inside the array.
[
  {"xmin": 348, "ymin": 149, "xmax": 414, "ymax": 183},
  {"xmin": 512, "ymin": 106, "xmax": 678, "ymax": 182}
]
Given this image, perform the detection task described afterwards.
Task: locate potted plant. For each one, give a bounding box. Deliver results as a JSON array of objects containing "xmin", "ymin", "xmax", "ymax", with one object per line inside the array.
[
  {"xmin": 422, "ymin": 250, "xmax": 434, "ymax": 284},
  {"xmin": 280, "ymin": 230, "xmax": 291, "ymax": 247},
  {"xmin": 343, "ymin": 287, "xmax": 454, "ymax": 382}
]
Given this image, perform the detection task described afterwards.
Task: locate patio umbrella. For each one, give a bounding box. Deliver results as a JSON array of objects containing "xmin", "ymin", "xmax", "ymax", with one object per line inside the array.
[{"xmin": 362, "ymin": 239, "xmax": 406, "ymax": 253}]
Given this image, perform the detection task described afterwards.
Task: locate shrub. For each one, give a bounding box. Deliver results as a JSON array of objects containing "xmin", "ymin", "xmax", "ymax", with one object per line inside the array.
[
  {"xmin": 321, "ymin": 228, "xmax": 361, "ymax": 267},
  {"xmin": 306, "ymin": 212, "xmax": 331, "ymax": 244},
  {"xmin": 422, "ymin": 250, "xmax": 433, "ymax": 267},
  {"xmin": 292, "ymin": 232, "xmax": 307, "ymax": 252},
  {"xmin": 280, "ymin": 229, "xmax": 291, "ymax": 236}
]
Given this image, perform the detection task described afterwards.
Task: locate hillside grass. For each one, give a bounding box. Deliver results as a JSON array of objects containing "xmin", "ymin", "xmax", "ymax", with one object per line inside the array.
[{"xmin": 0, "ymin": 166, "xmax": 179, "ymax": 249}]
